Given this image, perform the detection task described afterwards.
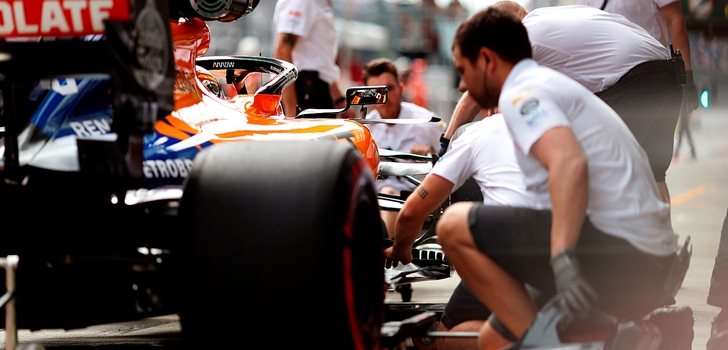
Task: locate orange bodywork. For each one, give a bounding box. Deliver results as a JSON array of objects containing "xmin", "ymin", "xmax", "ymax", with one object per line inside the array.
[{"xmin": 160, "ymin": 18, "xmax": 379, "ymax": 177}]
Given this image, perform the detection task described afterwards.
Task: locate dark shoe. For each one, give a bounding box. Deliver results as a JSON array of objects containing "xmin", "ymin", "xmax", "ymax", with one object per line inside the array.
[
  {"xmin": 707, "ymin": 310, "xmax": 728, "ymax": 350},
  {"xmin": 645, "ymin": 305, "xmax": 694, "ymax": 350}
]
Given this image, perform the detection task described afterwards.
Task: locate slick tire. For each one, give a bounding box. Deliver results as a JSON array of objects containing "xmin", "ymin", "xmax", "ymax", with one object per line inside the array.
[{"xmin": 178, "ymin": 141, "xmax": 384, "ymax": 349}]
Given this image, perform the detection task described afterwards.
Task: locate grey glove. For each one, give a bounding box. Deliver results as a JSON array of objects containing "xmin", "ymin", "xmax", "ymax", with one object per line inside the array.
[
  {"xmin": 683, "ymin": 71, "xmax": 699, "ymax": 113},
  {"xmin": 551, "ymin": 248, "xmax": 598, "ymax": 328}
]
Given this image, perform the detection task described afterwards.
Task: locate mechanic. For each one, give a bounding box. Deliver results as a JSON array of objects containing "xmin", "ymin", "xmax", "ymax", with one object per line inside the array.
[
  {"xmin": 385, "ymin": 110, "xmax": 547, "ymax": 350},
  {"xmin": 441, "ymin": 1, "xmax": 684, "ymax": 205},
  {"xmin": 273, "ymin": 0, "xmax": 346, "ymax": 117},
  {"xmin": 362, "ymin": 58, "xmax": 444, "ymax": 238},
  {"xmin": 575, "ymin": 0, "xmax": 700, "ymax": 198},
  {"xmin": 436, "ymin": 8, "xmax": 680, "ymax": 349}
]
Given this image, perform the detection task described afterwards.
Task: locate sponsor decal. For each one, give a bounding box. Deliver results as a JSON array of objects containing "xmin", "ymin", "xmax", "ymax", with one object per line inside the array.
[
  {"xmin": 132, "ymin": 0, "xmax": 168, "ymax": 91},
  {"xmin": 69, "ymin": 118, "xmax": 112, "ymax": 137},
  {"xmin": 519, "ymin": 97, "xmax": 545, "ymax": 127},
  {"xmin": 0, "ymin": 0, "xmax": 129, "ymax": 37},
  {"xmin": 212, "ymin": 61, "xmax": 235, "ymax": 68},
  {"xmin": 143, "ymin": 158, "xmax": 194, "ymax": 178}
]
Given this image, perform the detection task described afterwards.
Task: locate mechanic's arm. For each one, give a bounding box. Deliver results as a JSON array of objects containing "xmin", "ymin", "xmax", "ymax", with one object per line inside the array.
[
  {"xmin": 660, "ymin": 2, "xmax": 691, "ymax": 71},
  {"xmin": 273, "ymin": 32, "xmax": 299, "ymax": 117},
  {"xmin": 386, "ymin": 174, "xmax": 454, "ymax": 264},
  {"xmin": 442, "ymin": 92, "xmax": 482, "ymax": 140},
  {"xmin": 529, "ymin": 126, "xmax": 588, "ymax": 257}
]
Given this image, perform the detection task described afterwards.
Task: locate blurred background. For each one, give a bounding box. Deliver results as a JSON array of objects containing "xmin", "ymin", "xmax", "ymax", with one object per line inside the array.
[{"xmin": 205, "ymin": 0, "xmax": 728, "ymax": 123}]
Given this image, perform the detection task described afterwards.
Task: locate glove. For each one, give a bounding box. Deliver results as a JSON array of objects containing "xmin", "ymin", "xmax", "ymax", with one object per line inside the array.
[
  {"xmin": 683, "ymin": 71, "xmax": 699, "ymax": 113},
  {"xmin": 438, "ymin": 134, "xmax": 450, "ymax": 158},
  {"xmin": 551, "ymin": 248, "xmax": 598, "ymax": 329}
]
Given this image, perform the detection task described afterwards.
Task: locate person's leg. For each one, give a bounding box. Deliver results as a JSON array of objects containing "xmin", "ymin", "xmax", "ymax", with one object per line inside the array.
[
  {"xmin": 478, "ymin": 322, "xmax": 511, "ymax": 350},
  {"xmin": 379, "ymin": 186, "xmax": 399, "ymax": 239},
  {"xmin": 435, "ymin": 320, "xmax": 483, "ymax": 350},
  {"xmin": 438, "ymin": 282, "xmax": 491, "ymax": 350},
  {"xmin": 436, "ymin": 203, "xmax": 546, "ymax": 343},
  {"xmin": 707, "ymin": 207, "xmax": 728, "ymax": 349}
]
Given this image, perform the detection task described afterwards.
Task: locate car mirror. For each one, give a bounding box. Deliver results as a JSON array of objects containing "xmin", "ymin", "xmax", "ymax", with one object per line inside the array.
[
  {"xmin": 347, "ymin": 86, "xmax": 388, "ymax": 106},
  {"xmin": 295, "ymin": 85, "xmax": 388, "ymax": 118}
]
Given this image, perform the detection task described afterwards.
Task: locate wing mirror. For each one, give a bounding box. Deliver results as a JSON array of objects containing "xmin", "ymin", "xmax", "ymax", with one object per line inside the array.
[{"xmin": 296, "ymin": 85, "xmax": 388, "ymax": 118}]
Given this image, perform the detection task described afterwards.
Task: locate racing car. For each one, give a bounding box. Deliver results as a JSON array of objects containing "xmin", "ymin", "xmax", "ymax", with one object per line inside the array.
[{"xmin": 0, "ymin": 0, "xmax": 449, "ymax": 348}]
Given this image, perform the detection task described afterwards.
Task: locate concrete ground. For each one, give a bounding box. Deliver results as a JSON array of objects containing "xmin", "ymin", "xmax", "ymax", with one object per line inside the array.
[{"xmin": 386, "ymin": 106, "xmax": 728, "ymax": 349}]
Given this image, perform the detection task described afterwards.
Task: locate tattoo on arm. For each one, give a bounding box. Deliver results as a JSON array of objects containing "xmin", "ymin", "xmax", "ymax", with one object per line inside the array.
[
  {"xmin": 282, "ymin": 33, "xmax": 298, "ymax": 46},
  {"xmin": 416, "ymin": 187, "xmax": 429, "ymax": 199}
]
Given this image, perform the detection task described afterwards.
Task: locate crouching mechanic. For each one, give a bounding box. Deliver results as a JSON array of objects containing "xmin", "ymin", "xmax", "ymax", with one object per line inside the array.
[
  {"xmin": 384, "ymin": 110, "xmax": 547, "ymax": 350},
  {"xmin": 437, "ymin": 8, "xmax": 680, "ymax": 349}
]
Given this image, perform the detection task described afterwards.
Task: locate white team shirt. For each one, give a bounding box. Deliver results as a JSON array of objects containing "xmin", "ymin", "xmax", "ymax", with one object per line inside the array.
[
  {"xmin": 274, "ymin": 0, "xmax": 340, "ymax": 84},
  {"xmin": 575, "ymin": 0, "xmax": 677, "ymax": 48},
  {"xmin": 366, "ymin": 102, "xmax": 444, "ymax": 193},
  {"xmin": 499, "ymin": 59, "xmax": 678, "ymax": 256},
  {"xmin": 432, "ymin": 115, "xmax": 546, "ymax": 209},
  {"xmin": 523, "ymin": 5, "xmax": 669, "ymax": 93}
]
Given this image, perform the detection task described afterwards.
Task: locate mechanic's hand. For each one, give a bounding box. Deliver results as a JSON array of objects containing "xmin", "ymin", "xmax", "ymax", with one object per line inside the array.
[
  {"xmin": 683, "ymin": 71, "xmax": 699, "ymax": 114},
  {"xmin": 551, "ymin": 248, "xmax": 598, "ymax": 329},
  {"xmin": 410, "ymin": 144, "xmax": 432, "ymax": 156},
  {"xmin": 384, "ymin": 245, "xmax": 413, "ymax": 266},
  {"xmin": 438, "ymin": 134, "xmax": 450, "ymax": 158}
]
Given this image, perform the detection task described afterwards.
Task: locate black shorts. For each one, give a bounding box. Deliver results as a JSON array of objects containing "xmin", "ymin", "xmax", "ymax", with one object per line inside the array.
[
  {"xmin": 596, "ymin": 59, "xmax": 683, "ymax": 181},
  {"xmin": 464, "ymin": 205, "xmax": 675, "ymax": 339},
  {"xmin": 296, "ymin": 70, "xmax": 335, "ymax": 117}
]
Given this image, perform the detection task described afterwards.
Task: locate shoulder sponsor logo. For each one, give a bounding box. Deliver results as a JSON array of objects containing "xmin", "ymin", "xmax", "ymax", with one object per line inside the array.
[
  {"xmin": 510, "ymin": 91, "xmax": 533, "ymax": 106},
  {"xmin": 519, "ymin": 97, "xmax": 545, "ymax": 127}
]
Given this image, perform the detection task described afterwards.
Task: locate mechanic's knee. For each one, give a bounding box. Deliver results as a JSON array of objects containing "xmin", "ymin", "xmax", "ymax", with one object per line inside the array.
[
  {"xmin": 479, "ymin": 322, "xmax": 512, "ymax": 350},
  {"xmin": 436, "ymin": 320, "xmax": 483, "ymax": 350},
  {"xmin": 437, "ymin": 202, "xmax": 473, "ymax": 246}
]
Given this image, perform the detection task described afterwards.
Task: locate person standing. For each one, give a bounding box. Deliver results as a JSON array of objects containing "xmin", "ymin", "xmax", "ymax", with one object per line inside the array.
[
  {"xmin": 273, "ymin": 0, "xmax": 346, "ymax": 117},
  {"xmin": 437, "ymin": 7, "xmax": 680, "ymax": 349},
  {"xmin": 362, "ymin": 58, "xmax": 444, "ymax": 238},
  {"xmin": 576, "ymin": 0, "xmax": 701, "ymax": 171}
]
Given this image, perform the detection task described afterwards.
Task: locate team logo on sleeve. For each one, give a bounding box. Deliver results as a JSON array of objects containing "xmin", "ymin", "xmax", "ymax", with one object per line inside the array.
[{"xmin": 519, "ymin": 98, "xmax": 545, "ymax": 127}]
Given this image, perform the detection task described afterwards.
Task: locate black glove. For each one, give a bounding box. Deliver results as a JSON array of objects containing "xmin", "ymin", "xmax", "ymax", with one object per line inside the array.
[
  {"xmin": 683, "ymin": 71, "xmax": 699, "ymax": 113},
  {"xmin": 551, "ymin": 248, "xmax": 598, "ymax": 328},
  {"xmin": 438, "ymin": 134, "xmax": 450, "ymax": 158}
]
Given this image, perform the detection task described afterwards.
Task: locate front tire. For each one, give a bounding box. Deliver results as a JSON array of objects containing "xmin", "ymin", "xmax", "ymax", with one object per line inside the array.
[{"xmin": 177, "ymin": 141, "xmax": 384, "ymax": 348}]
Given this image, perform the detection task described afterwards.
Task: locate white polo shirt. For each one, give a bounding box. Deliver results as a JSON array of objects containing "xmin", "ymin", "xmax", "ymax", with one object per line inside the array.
[
  {"xmin": 432, "ymin": 114, "xmax": 547, "ymax": 209},
  {"xmin": 575, "ymin": 0, "xmax": 677, "ymax": 48},
  {"xmin": 523, "ymin": 5, "xmax": 669, "ymax": 93},
  {"xmin": 499, "ymin": 59, "xmax": 678, "ymax": 256},
  {"xmin": 274, "ymin": 0, "xmax": 340, "ymax": 84},
  {"xmin": 366, "ymin": 102, "xmax": 444, "ymax": 193}
]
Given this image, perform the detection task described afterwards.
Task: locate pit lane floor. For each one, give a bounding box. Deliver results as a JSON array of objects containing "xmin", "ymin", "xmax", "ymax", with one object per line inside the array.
[{"xmin": 1, "ymin": 106, "xmax": 727, "ymax": 349}]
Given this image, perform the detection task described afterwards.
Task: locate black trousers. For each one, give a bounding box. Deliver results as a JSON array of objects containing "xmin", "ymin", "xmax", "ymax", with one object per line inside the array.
[
  {"xmin": 444, "ymin": 205, "xmax": 675, "ymax": 338},
  {"xmin": 596, "ymin": 59, "xmax": 683, "ymax": 181},
  {"xmin": 295, "ymin": 70, "xmax": 335, "ymax": 118}
]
